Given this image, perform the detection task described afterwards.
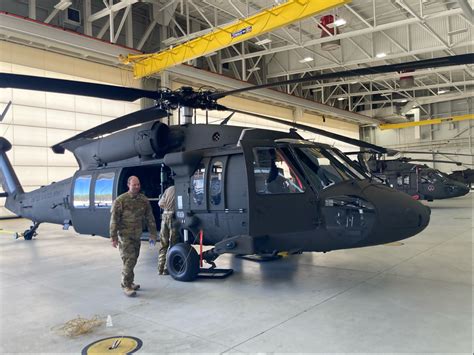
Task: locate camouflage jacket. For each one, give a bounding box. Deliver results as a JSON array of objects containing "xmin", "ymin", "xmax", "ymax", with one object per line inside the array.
[{"xmin": 110, "ymin": 192, "xmax": 157, "ymax": 242}]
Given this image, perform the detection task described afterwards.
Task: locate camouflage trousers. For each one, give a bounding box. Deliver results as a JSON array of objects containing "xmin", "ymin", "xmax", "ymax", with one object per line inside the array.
[
  {"xmin": 158, "ymin": 213, "xmax": 178, "ymax": 273},
  {"xmin": 119, "ymin": 238, "xmax": 141, "ymax": 288}
]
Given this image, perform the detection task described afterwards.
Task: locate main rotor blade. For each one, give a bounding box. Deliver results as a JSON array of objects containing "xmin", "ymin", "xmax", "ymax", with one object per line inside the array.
[
  {"xmin": 399, "ymin": 158, "xmax": 463, "ymax": 166},
  {"xmin": 52, "ymin": 106, "xmax": 168, "ymax": 153},
  {"xmin": 211, "ymin": 54, "xmax": 474, "ymax": 99},
  {"xmin": 0, "ymin": 73, "xmax": 161, "ymax": 102},
  {"xmin": 230, "ymin": 108, "xmax": 387, "ymax": 153},
  {"xmin": 397, "ymin": 150, "xmax": 474, "ymax": 157}
]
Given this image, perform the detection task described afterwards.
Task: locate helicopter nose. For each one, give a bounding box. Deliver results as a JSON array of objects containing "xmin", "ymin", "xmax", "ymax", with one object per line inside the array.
[
  {"xmin": 362, "ymin": 184, "xmax": 431, "ymax": 246},
  {"xmin": 446, "ymin": 182, "xmax": 470, "ymax": 197}
]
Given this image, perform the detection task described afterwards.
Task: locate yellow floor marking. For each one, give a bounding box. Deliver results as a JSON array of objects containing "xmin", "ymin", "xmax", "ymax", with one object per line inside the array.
[{"xmin": 83, "ymin": 336, "xmax": 141, "ymax": 354}]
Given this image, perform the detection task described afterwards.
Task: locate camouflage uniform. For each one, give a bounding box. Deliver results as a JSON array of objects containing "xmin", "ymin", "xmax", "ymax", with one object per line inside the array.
[
  {"xmin": 158, "ymin": 186, "xmax": 178, "ymax": 274},
  {"xmin": 110, "ymin": 192, "xmax": 157, "ymax": 288}
]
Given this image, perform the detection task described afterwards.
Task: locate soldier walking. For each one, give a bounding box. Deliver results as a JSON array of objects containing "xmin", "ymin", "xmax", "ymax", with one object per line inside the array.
[
  {"xmin": 158, "ymin": 185, "xmax": 177, "ymax": 275},
  {"xmin": 110, "ymin": 176, "xmax": 158, "ymax": 297}
]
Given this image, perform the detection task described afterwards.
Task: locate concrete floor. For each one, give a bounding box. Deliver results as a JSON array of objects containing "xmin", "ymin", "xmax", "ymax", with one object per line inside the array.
[{"xmin": 0, "ymin": 193, "xmax": 472, "ymax": 354}]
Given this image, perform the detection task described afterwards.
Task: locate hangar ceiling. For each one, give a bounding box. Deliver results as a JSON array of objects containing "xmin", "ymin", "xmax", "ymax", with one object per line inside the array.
[{"xmin": 0, "ymin": 0, "xmax": 472, "ymax": 123}]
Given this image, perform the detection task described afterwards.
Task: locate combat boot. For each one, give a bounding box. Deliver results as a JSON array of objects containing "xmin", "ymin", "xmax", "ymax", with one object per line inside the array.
[{"xmin": 123, "ymin": 287, "xmax": 137, "ymax": 297}]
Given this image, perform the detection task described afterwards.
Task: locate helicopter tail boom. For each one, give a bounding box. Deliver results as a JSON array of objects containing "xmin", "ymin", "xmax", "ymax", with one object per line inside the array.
[{"xmin": 0, "ymin": 137, "xmax": 24, "ymax": 216}]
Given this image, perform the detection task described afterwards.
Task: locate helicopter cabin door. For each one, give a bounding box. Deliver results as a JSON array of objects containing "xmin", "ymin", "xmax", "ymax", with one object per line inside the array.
[
  {"xmin": 71, "ymin": 169, "xmax": 116, "ymax": 237},
  {"xmin": 241, "ymin": 142, "xmax": 318, "ymax": 237}
]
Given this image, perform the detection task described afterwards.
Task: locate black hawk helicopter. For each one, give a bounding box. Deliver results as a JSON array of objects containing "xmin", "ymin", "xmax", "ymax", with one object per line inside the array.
[
  {"xmin": 0, "ymin": 54, "xmax": 472, "ymax": 281},
  {"xmin": 347, "ymin": 149, "xmax": 471, "ymax": 201}
]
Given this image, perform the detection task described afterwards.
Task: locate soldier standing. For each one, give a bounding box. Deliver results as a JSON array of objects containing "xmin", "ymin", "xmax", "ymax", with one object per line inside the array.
[
  {"xmin": 158, "ymin": 185, "xmax": 177, "ymax": 275},
  {"xmin": 110, "ymin": 176, "xmax": 158, "ymax": 297}
]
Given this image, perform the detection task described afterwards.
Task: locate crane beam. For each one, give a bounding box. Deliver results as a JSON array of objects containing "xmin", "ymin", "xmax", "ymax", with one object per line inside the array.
[
  {"xmin": 122, "ymin": 0, "xmax": 350, "ymax": 78},
  {"xmin": 379, "ymin": 114, "xmax": 474, "ymax": 130}
]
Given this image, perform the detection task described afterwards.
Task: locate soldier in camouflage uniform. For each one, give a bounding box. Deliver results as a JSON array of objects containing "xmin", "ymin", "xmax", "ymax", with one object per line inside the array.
[
  {"xmin": 158, "ymin": 185, "xmax": 178, "ymax": 275},
  {"xmin": 110, "ymin": 176, "xmax": 158, "ymax": 297}
]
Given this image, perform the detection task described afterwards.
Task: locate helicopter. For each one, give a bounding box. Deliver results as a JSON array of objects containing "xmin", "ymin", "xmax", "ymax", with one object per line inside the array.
[
  {"xmin": 0, "ymin": 54, "xmax": 471, "ymax": 282},
  {"xmin": 346, "ymin": 149, "xmax": 471, "ymax": 201}
]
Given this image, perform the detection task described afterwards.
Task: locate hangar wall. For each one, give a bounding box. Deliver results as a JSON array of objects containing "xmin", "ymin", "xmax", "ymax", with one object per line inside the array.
[{"xmin": 0, "ymin": 41, "xmax": 141, "ymax": 217}]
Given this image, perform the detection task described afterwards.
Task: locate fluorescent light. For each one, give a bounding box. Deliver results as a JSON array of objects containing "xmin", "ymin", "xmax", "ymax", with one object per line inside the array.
[
  {"xmin": 437, "ymin": 89, "xmax": 448, "ymax": 94},
  {"xmin": 54, "ymin": 0, "xmax": 72, "ymax": 10},
  {"xmin": 400, "ymin": 99, "xmax": 408, "ymax": 103},
  {"xmin": 247, "ymin": 67, "xmax": 260, "ymax": 72},
  {"xmin": 337, "ymin": 97, "xmax": 345, "ymax": 101},
  {"xmin": 334, "ymin": 18, "xmax": 346, "ymax": 27},
  {"xmin": 376, "ymin": 52, "xmax": 387, "ymax": 58},
  {"xmin": 299, "ymin": 57, "xmax": 314, "ymax": 63},
  {"xmin": 255, "ymin": 38, "xmax": 272, "ymax": 46}
]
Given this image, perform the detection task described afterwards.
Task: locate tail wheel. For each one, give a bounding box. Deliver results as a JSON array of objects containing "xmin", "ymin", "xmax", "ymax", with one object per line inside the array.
[{"xmin": 167, "ymin": 243, "xmax": 200, "ymax": 282}]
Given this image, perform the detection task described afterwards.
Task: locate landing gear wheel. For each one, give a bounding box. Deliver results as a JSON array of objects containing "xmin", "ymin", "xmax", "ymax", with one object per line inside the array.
[
  {"xmin": 23, "ymin": 230, "xmax": 36, "ymax": 240},
  {"xmin": 167, "ymin": 243, "xmax": 200, "ymax": 282}
]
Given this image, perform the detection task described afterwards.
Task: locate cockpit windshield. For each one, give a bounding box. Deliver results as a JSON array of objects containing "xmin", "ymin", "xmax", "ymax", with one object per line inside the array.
[
  {"xmin": 420, "ymin": 169, "xmax": 447, "ymax": 183},
  {"xmin": 251, "ymin": 144, "xmax": 367, "ymax": 194},
  {"xmin": 292, "ymin": 146, "xmax": 365, "ymax": 191}
]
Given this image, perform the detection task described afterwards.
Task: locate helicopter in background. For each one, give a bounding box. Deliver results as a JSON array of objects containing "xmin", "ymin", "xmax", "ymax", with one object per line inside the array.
[
  {"xmin": 347, "ymin": 150, "xmax": 471, "ymax": 201},
  {"xmin": 0, "ymin": 54, "xmax": 471, "ymax": 281}
]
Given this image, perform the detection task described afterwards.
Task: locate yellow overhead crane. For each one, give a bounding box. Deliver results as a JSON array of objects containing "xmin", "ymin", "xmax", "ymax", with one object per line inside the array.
[
  {"xmin": 121, "ymin": 0, "xmax": 350, "ymax": 78},
  {"xmin": 379, "ymin": 114, "xmax": 474, "ymax": 130}
]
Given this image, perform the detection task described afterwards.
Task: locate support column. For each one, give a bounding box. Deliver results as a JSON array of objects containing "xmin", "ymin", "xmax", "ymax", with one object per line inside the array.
[
  {"xmin": 28, "ymin": 0, "xmax": 36, "ymax": 20},
  {"xmin": 84, "ymin": 0, "xmax": 92, "ymax": 36}
]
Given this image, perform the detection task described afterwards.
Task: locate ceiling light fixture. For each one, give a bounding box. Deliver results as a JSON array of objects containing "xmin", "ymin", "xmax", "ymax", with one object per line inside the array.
[
  {"xmin": 334, "ymin": 18, "xmax": 346, "ymax": 27},
  {"xmin": 337, "ymin": 97, "xmax": 345, "ymax": 101},
  {"xmin": 437, "ymin": 89, "xmax": 448, "ymax": 94},
  {"xmin": 376, "ymin": 52, "xmax": 387, "ymax": 58},
  {"xmin": 299, "ymin": 57, "xmax": 314, "ymax": 63},
  {"xmin": 255, "ymin": 38, "xmax": 272, "ymax": 46}
]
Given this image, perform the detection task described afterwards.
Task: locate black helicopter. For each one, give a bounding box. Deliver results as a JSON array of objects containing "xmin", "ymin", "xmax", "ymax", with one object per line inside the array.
[
  {"xmin": 348, "ymin": 150, "xmax": 471, "ymax": 201},
  {"xmin": 0, "ymin": 54, "xmax": 471, "ymax": 281}
]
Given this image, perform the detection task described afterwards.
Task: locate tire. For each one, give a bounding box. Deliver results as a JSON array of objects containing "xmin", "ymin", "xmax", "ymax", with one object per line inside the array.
[
  {"xmin": 167, "ymin": 243, "xmax": 200, "ymax": 282},
  {"xmin": 23, "ymin": 230, "xmax": 34, "ymax": 240}
]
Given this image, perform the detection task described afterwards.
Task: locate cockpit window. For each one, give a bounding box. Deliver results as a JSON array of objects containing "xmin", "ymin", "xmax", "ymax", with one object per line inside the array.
[
  {"xmin": 252, "ymin": 147, "xmax": 305, "ymax": 194},
  {"xmin": 421, "ymin": 170, "xmax": 446, "ymax": 183},
  {"xmin": 325, "ymin": 148, "xmax": 367, "ymax": 179},
  {"xmin": 293, "ymin": 146, "xmax": 363, "ymax": 191}
]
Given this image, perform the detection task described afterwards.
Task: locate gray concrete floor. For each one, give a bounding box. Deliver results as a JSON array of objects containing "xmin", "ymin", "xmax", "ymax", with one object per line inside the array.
[{"xmin": 0, "ymin": 193, "xmax": 472, "ymax": 354}]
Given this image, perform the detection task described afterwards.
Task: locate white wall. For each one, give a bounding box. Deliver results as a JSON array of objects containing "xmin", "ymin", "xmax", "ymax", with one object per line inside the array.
[
  {"xmin": 0, "ymin": 42, "xmax": 141, "ymax": 217},
  {"xmin": 368, "ymin": 98, "xmax": 474, "ymax": 173}
]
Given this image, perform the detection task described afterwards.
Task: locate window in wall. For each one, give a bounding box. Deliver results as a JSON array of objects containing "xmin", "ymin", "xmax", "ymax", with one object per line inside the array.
[
  {"xmin": 95, "ymin": 172, "xmax": 115, "ymax": 208},
  {"xmin": 210, "ymin": 162, "xmax": 223, "ymax": 205},
  {"xmin": 191, "ymin": 163, "xmax": 206, "ymax": 205},
  {"xmin": 73, "ymin": 175, "xmax": 91, "ymax": 208}
]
